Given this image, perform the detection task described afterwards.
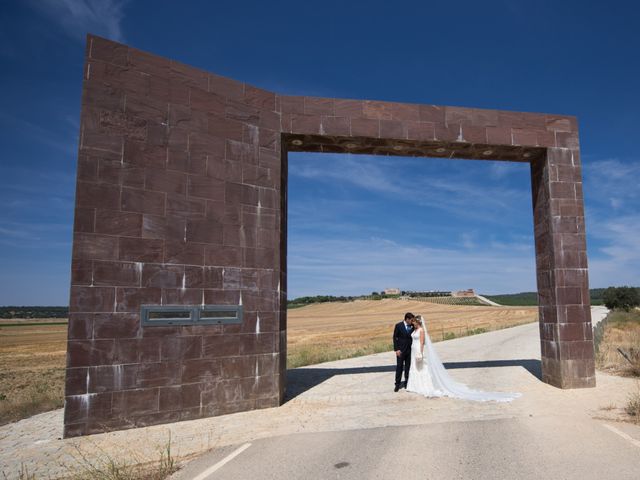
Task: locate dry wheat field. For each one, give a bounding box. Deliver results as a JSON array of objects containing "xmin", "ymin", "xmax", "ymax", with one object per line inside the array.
[{"xmin": 0, "ymin": 301, "xmax": 538, "ymax": 423}]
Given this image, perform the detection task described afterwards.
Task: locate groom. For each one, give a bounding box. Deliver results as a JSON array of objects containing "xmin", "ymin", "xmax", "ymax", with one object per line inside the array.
[{"xmin": 393, "ymin": 312, "xmax": 415, "ymax": 392}]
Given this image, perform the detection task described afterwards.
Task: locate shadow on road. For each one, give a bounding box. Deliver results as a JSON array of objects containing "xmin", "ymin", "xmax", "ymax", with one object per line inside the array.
[{"xmin": 285, "ymin": 359, "xmax": 541, "ymax": 401}]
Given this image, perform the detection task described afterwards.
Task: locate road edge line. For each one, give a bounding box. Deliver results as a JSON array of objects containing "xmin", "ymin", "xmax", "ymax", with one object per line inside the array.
[
  {"xmin": 191, "ymin": 443, "xmax": 252, "ymax": 480},
  {"xmin": 602, "ymin": 423, "xmax": 640, "ymax": 449}
]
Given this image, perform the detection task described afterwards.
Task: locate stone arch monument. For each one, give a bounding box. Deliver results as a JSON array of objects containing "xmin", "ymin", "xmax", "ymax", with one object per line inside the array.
[{"xmin": 64, "ymin": 35, "xmax": 594, "ymax": 437}]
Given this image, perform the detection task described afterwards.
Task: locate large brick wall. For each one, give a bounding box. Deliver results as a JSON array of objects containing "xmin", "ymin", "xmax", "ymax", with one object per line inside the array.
[{"xmin": 65, "ymin": 35, "xmax": 593, "ymax": 437}]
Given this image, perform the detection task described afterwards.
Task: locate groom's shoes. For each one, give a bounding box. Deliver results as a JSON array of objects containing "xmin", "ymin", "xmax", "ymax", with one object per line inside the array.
[{"xmin": 394, "ymin": 385, "xmax": 400, "ymax": 392}]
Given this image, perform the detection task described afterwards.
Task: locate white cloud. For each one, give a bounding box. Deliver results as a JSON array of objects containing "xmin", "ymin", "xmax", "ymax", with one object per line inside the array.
[{"xmin": 29, "ymin": 0, "xmax": 127, "ymax": 42}]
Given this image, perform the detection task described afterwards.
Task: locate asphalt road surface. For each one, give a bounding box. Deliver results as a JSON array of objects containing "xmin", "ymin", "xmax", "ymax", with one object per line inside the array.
[{"xmin": 174, "ymin": 307, "xmax": 640, "ymax": 480}]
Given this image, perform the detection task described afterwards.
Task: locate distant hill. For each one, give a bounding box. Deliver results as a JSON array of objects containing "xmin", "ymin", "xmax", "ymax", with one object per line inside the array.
[{"xmin": 484, "ymin": 289, "xmax": 606, "ymax": 306}]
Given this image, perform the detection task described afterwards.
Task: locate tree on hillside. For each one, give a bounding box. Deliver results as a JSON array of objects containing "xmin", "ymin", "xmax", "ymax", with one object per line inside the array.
[{"xmin": 603, "ymin": 286, "xmax": 640, "ymax": 311}]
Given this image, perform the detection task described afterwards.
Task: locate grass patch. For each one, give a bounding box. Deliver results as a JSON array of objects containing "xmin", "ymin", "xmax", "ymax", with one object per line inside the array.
[
  {"xmin": 288, "ymin": 340, "xmax": 392, "ymax": 368},
  {"xmin": 626, "ymin": 386, "xmax": 640, "ymax": 423},
  {"xmin": 0, "ymin": 367, "xmax": 65, "ymax": 425},
  {"xmin": 65, "ymin": 438, "xmax": 178, "ymax": 480},
  {"xmin": 596, "ymin": 309, "xmax": 640, "ymax": 378}
]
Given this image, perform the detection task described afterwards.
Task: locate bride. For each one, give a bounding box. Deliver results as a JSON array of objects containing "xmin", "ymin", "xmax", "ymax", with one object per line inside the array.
[{"xmin": 406, "ymin": 315, "xmax": 520, "ymax": 402}]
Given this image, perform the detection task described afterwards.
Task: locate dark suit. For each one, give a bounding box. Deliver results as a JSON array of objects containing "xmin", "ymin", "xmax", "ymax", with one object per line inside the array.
[{"xmin": 393, "ymin": 321, "xmax": 414, "ymax": 387}]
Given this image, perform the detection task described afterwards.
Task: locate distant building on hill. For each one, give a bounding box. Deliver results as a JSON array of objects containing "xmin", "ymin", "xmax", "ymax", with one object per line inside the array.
[
  {"xmin": 384, "ymin": 287, "xmax": 401, "ymax": 295},
  {"xmin": 452, "ymin": 289, "xmax": 476, "ymax": 297}
]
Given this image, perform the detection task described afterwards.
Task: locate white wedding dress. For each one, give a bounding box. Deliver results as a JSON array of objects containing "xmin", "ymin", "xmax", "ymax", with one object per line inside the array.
[{"xmin": 405, "ymin": 319, "xmax": 521, "ymax": 402}]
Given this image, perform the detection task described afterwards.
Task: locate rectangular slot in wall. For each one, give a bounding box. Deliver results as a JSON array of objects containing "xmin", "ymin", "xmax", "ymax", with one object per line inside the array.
[
  {"xmin": 141, "ymin": 305, "xmax": 243, "ymax": 326},
  {"xmin": 199, "ymin": 305, "xmax": 243, "ymax": 325}
]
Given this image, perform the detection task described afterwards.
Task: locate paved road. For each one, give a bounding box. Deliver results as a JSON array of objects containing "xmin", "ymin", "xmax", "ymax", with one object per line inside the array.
[
  {"xmin": 174, "ymin": 306, "xmax": 640, "ymax": 480},
  {"xmin": 176, "ymin": 418, "xmax": 640, "ymax": 480}
]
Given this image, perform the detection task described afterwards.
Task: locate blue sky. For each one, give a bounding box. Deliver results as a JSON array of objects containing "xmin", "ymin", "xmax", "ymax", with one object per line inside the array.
[{"xmin": 0, "ymin": 0, "xmax": 638, "ymax": 304}]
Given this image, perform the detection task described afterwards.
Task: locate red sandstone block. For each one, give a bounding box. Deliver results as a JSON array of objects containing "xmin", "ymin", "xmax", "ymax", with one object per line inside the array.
[
  {"xmin": 279, "ymin": 95, "xmax": 305, "ymax": 114},
  {"xmin": 128, "ymin": 48, "xmax": 169, "ymax": 77},
  {"xmin": 188, "ymin": 175, "xmax": 224, "ymax": 201},
  {"xmin": 115, "ymin": 338, "xmax": 160, "ymax": 364},
  {"xmin": 164, "ymin": 241, "xmax": 205, "ymax": 265},
  {"xmin": 223, "ymin": 224, "xmax": 242, "ymax": 247},
  {"xmin": 406, "ymin": 121, "xmax": 435, "ymax": 141},
  {"xmin": 99, "ymin": 161, "xmax": 146, "ymax": 188},
  {"xmin": 67, "ymin": 338, "xmax": 116, "ymax": 367},
  {"xmin": 418, "ymin": 105, "xmax": 445, "ymax": 123},
  {"xmin": 201, "ymin": 335, "xmax": 241, "ymax": 358},
  {"xmin": 225, "ymin": 140, "xmax": 258, "ymax": 163},
  {"xmin": 434, "ymin": 123, "xmax": 460, "ymax": 142},
  {"xmin": 170, "ymin": 61, "xmax": 209, "ymax": 91},
  {"xmin": 546, "ymin": 147, "xmax": 575, "ymax": 166},
  {"xmin": 71, "ymin": 259, "xmax": 93, "ymax": 285},
  {"xmin": 142, "ymin": 214, "xmax": 186, "ymax": 241},
  {"xmin": 536, "ymin": 130, "xmax": 556, "ymax": 148},
  {"xmin": 225, "ymin": 100, "xmax": 260, "ymax": 124},
  {"xmin": 89, "ymin": 36, "xmax": 128, "ymax": 66},
  {"xmin": 549, "ymin": 182, "xmax": 576, "ymax": 199},
  {"xmin": 186, "ymin": 218, "xmax": 223, "ymax": 244},
  {"xmin": 363, "ymin": 101, "xmax": 396, "ymax": 120},
  {"xmin": 209, "ymin": 73, "xmax": 244, "ymax": 100},
  {"xmin": 485, "ymin": 126, "xmax": 511, "ymax": 145},
  {"xmin": 334, "ymin": 99, "xmax": 363, "ymax": 118},
  {"xmin": 555, "ymin": 165, "xmax": 582, "ymax": 183},
  {"xmin": 160, "ymin": 336, "xmax": 202, "ymax": 361},
  {"xmin": 68, "ymin": 313, "xmax": 94, "ymax": 340},
  {"xmin": 291, "ymin": 114, "xmax": 322, "ymax": 135},
  {"xmin": 119, "ymin": 237, "xmax": 164, "ymax": 262},
  {"xmin": 244, "ymin": 85, "xmax": 276, "ymax": 111},
  {"xmin": 189, "ymin": 132, "xmax": 226, "ymax": 158},
  {"xmin": 565, "ymin": 305, "xmax": 589, "ymax": 323},
  {"xmin": 73, "ymin": 233, "xmax": 118, "ymax": 261},
  {"xmin": 558, "ymin": 323, "xmax": 587, "ymax": 341},
  {"xmin": 545, "ymin": 115, "xmax": 575, "ymax": 132},
  {"xmin": 379, "ymin": 119, "xmax": 406, "ymax": 139},
  {"xmin": 93, "ymin": 313, "xmax": 140, "ymax": 339},
  {"xmin": 166, "ymin": 194, "xmax": 206, "ymax": 219},
  {"xmin": 158, "ymin": 383, "xmax": 202, "ymax": 411},
  {"xmin": 551, "ymin": 216, "xmax": 581, "ymax": 234},
  {"xmin": 258, "ymin": 110, "xmax": 282, "ymax": 131},
  {"xmin": 125, "ymin": 94, "xmax": 168, "ymax": 124},
  {"xmin": 74, "ymin": 208, "xmax": 95, "ymax": 233},
  {"xmin": 460, "ymin": 125, "xmax": 487, "ymax": 144},
  {"xmin": 183, "ymin": 265, "xmax": 204, "ymax": 288},
  {"xmin": 556, "ymin": 131, "xmax": 580, "ymax": 149},
  {"xmin": 77, "ymin": 155, "xmax": 99, "ymax": 182},
  {"xmin": 116, "ymin": 287, "xmax": 162, "ymax": 312},
  {"xmin": 76, "ymin": 182, "xmax": 121, "ymax": 210},
  {"xmin": 563, "ymin": 341, "xmax": 595, "ymax": 360},
  {"xmin": 204, "ymin": 289, "xmax": 240, "ymax": 305},
  {"xmin": 190, "ymin": 87, "xmax": 225, "ymax": 115},
  {"xmin": 112, "ymin": 388, "xmax": 159, "ymax": 416},
  {"xmin": 350, "ymin": 117, "xmax": 379, "ymax": 137},
  {"xmin": 144, "ymin": 169, "xmax": 187, "ymax": 195},
  {"xmin": 556, "ymin": 286, "xmax": 582, "ymax": 305},
  {"xmin": 203, "ymin": 266, "xmax": 224, "ymax": 288},
  {"xmin": 123, "ymin": 140, "xmax": 166, "ymax": 168},
  {"xmin": 82, "ymin": 84, "xmax": 125, "ymax": 115},
  {"xmin": 511, "ymin": 129, "xmax": 538, "ymax": 146},
  {"xmin": 207, "ymin": 114, "xmax": 243, "ymax": 141},
  {"xmin": 93, "ymin": 261, "xmax": 141, "ymax": 287},
  {"xmin": 88, "ymin": 364, "xmax": 139, "ymax": 393},
  {"xmin": 258, "ymin": 128, "xmax": 279, "ymax": 150},
  {"xmin": 142, "ymin": 264, "xmax": 183, "ymax": 288},
  {"xmin": 181, "ymin": 358, "xmax": 221, "ymax": 383},
  {"xmin": 320, "ymin": 116, "xmax": 350, "ymax": 136},
  {"xmin": 65, "ymin": 366, "xmax": 89, "ymax": 396},
  {"xmin": 242, "ymin": 165, "xmax": 274, "ymax": 188},
  {"xmin": 304, "ymin": 97, "xmax": 334, "ymax": 116},
  {"xmin": 448, "ymin": 107, "xmax": 498, "ymax": 127},
  {"xmin": 204, "ymin": 245, "xmax": 242, "ymax": 266},
  {"xmin": 95, "ymin": 210, "xmax": 142, "ymax": 236}
]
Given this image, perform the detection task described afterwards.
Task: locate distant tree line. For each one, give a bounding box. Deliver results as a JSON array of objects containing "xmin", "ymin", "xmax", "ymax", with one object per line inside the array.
[
  {"xmin": 483, "ymin": 288, "xmax": 634, "ymax": 307},
  {"xmin": 0, "ymin": 306, "xmax": 68, "ymax": 319},
  {"xmin": 602, "ymin": 286, "xmax": 640, "ymax": 311}
]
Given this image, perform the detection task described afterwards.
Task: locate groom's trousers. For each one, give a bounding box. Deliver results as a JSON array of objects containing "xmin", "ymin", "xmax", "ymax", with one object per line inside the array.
[{"xmin": 395, "ymin": 351, "xmax": 411, "ymax": 386}]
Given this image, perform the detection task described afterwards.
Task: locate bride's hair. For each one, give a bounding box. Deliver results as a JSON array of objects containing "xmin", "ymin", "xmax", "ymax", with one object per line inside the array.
[{"xmin": 414, "ymin": 315, "xmax": 424, "ymax": 327}]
